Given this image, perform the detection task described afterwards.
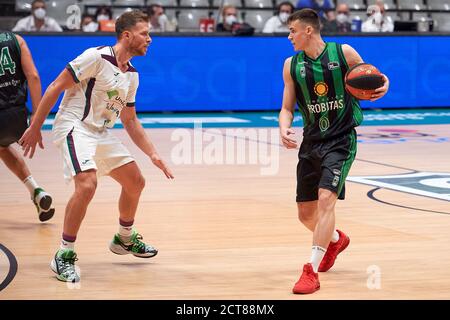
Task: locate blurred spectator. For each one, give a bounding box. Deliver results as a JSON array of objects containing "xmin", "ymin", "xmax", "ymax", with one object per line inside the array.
[
  {"xmin": 296, "ymin": 0, "xmax": 334, "ymax": 20},
  {"xmin": 262, "ymin": 1, "xmax": 295, "ymax": 33},
  {"xmin": 147, "ymin": 3, "xmax": 177, "ymax": 32},
  {"xmin": 81, "ymin": 14, "xmax": 98, "ymax": 32},
  {"xmin": 322, "ymin": 3, "xmax": 352, "ymax": 32},
  {"xmin": 95, "ymin": 6, "xmax": 114, "ymax": 32},
  {"xmin": 12, "ymin": 0, "xmax": 63, "ymax": 32},
  {"xmin": 362, "ymin": 3, "xmax": 394, "ymax": 32},
  {"xmin": 216, "ymin": 5, "xmax": 239, "ymax": 32},
  {"xmin": 95, "ymin": 6, "xmax": 113, "ymax": 22},
  {"xmin": 216, "ymin": 5, "xmax": 254, "ymax": 35},
  {"xmin": 375, "ymin": 0, "xmax": 394, "ymax": 31}
]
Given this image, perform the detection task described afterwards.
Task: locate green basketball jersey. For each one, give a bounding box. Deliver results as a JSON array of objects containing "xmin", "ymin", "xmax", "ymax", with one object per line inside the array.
[
  {"xmin": 290, "ymin": 42, "xmax": 363, "ymax": 141},
  {"xmin": 0, "ymin": 31, "xmax": 27, "ymax": 110}
]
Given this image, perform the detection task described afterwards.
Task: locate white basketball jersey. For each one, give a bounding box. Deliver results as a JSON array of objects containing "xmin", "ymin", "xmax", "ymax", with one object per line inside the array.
[{"xmin": 53, "ymin": 46, "xmax": 138, "ymax": 141}]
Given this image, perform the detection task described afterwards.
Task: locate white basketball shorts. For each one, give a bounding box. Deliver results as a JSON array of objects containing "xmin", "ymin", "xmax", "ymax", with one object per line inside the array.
[{"xmin": 53, "ymin": 120, "xmax": 134, "ymax": 183}]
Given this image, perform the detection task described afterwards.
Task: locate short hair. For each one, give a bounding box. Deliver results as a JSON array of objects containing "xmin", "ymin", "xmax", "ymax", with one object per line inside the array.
[
  {"xmin": 148, "ymin": 4, "xmax": 163, "ymax": 17},
  {"xmin": 367, "ymin": 4, "xmax": 381, "ymax": 16},
  {"xmin": 115, "ymin": 10, "xmax": 149, "ymax": 38},
  {"xmin": 32, "ymin": 0, "xmax": 45, "ymax": 7},
  {"xmin": 278, "ymin": 1, "xmax": 295, "ymax": 14},
  {"xmin": 287, "ymin": 8, "xmax": 321, "ymax": 32},
  {"xmin": 222, "ymin": 5, "xmax": 237, "ymax": 17},
  {"xmin": 95, "ymin": 6, "xmax": 113, "ymax": 20}
]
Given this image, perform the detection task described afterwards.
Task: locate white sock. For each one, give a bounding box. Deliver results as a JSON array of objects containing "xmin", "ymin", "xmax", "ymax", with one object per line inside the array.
[
  {"xmin": 331, "ymin": 230, "xmax": 340, "ymax": 243},
  {"xmin": 119, "ymin": 225, "xmax": 133, "ymax": 242},
  {"xmin": 309, "ymin": 246, "xmax": 327, "ymax": 273},
  {"xmin": 23, "ymin": 175, "xmax": 39, "ymax": 197},
  {"xmin": 60, "ymin": 239, "xmax": 75, "ymax": 251}
]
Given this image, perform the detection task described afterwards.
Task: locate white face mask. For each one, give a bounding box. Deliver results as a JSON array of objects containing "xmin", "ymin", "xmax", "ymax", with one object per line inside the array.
[
  {"xmin": 97, "ymin": 14, "xmax": 110, "ymax": 22},
  {"xmin": 225, "ymin": 15, "xmax": 237, "ymax": 25},
  {"xmin": 373, "ymin": 12, "xmax": 383, "ymax": 25},
  {"xmin": 279, "ymin": 12, "xmax": 289, "ymax": 24},
  {"xmin": 158, "ymin": 14, "xmax": 168, "ymax": 26},
  {"xmin": 34, "ymin": 8, "xmax": 46, "ymax": 20},
  {"xmin": 336, "ymin": 13, "xmax": 349, "ymax": 24},
  {"xmin": 82, "ymin": 21, "xmax": 98, "ymax": 32}
]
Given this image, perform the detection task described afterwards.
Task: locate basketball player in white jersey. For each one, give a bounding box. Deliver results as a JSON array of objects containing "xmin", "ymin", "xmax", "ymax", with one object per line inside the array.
[{"xmin": 19, "ymin": 10, "xmax": 174, "ymax": 282}]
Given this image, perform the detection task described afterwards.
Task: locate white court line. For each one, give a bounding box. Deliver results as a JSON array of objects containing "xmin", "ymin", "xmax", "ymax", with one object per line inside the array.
[
  {"xmin": 44, "ymin": 117, "xmax": 249, "ymax": 126},
  {"xmin": 348, "ymin": 172, "xmax": 450, "ymax": 201}
]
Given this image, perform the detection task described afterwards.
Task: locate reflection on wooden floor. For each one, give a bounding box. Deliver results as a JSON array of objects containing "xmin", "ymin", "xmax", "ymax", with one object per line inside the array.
[{"xmin": 1, "ymin": 124, "xmax": 449, "ymax": 299}]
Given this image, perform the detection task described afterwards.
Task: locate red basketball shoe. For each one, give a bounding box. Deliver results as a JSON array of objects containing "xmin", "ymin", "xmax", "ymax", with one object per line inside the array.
[
  {"xmin": 318, "ymin": 230, "xmax": 350, "ymax": 272},
  {"xmin": 292, "ymin": 263, "xmax": 320, "ymax": 294}
]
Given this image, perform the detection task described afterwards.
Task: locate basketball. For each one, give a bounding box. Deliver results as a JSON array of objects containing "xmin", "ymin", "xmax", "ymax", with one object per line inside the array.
[{"xmin": 345, "ymin": 63, "xmax": 385, "ymax": 100}]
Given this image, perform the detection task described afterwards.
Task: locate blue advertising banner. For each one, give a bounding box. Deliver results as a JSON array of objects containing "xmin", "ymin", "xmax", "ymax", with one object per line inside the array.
[{"xmin": 23, "ymin": 34, "xmax": 450, "ymax": 112}]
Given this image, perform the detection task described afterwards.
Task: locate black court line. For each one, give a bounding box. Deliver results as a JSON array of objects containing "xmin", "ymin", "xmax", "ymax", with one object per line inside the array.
[
  {"xmin": 186, "ymin": 127, "xmax": 450, "ymax": 206},
  {"xmin": 367, "ymin": 187, "xmax": 450, "ymax": 215},
  {"xmin": 353, "ymin": 159, "xmax": 418, "ymax": 173},
  {"xmin": 0, "ymin": 243, "xmax": 18, "ymax": 292}
]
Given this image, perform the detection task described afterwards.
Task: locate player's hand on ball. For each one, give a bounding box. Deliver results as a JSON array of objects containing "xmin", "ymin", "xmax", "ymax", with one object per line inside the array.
[
  {"xmin": 280, "ymin": 127, "xmax": 298, "ymax": 149},
  {"xmin": 150, "ymin": 154, "xmax": 174, "ymax": 179},
  {"xmin": 371, "ymin": 74, "xmax": 389, "ymax": 101}
]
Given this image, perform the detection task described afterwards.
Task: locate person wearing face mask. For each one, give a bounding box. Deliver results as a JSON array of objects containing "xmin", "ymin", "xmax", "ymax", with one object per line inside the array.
[
  {"xmin": 216, "ymin": 5, "xmax": 239, "ymax": 32},
  {"xmin": 216, "ymin": 5, "xmax": 254, "ymax": 34},
  {"xmin": 263, "ymin": 2, "xmax": 295, "ymax": 33},
  {"xmin": 362, "ymin": 2, "xmax": 394, "ymax": 32},
  {"xmin": 81, "ymin": 15, "xmax": 99, "ymax": 32},
  {"xmin": 95, "ymin": 6, "xmax": 115, "ymax": 32},
  {"xmin": 95, "ymin": 6, "xmax": 113, "ymax": 23},
  {"xmin": 147, "ymin": 4, "xmax": 177, "ymax": 32},
  {"xmin": 13, "ymin": 0, "xmax": 62, "ymax": 32},
  {"xmin": 322, "ymin": 3, "xmax": 352, "ymax": 33}
]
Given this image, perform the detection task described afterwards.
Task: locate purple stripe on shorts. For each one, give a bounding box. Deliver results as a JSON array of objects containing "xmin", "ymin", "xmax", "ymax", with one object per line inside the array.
[
  {"xmin": 82, "ymin": 78, "xmax": 96, "ymax": 121},
  {"xmin": 66, "ymin": 128, "xmax": 81, "ymax": 174}
]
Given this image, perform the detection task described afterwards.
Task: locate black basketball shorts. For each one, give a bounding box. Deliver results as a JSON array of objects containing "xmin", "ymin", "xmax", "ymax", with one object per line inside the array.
[
  {"xmin": 0, "ymin": 106, "xmax": 28, "ymax": 147},
  {"xmin": 296, "ymin": 129, "xmax": 357, "ymax": 202}
]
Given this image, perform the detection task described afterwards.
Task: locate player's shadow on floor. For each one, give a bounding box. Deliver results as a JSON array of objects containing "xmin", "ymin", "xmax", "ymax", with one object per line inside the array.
[
  {"xmin": 0, "ymin": 219, "xmax": 56, "ymax": 230},
  {"xmin": 110, "ymin": 261, "xmax": 158, "ymax": 267}
]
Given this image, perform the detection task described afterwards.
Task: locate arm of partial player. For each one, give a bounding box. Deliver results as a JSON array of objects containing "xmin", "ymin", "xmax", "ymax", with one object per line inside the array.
[
  {"xmin": 19, "ymin": 69, "xmax": 76, "ymax": 158},
  {"xmin": 120, "ymin": 107, "xmax": 174, "ymax": 179},
  {"xmin": 16, "ymin": 35, "xmax": 41, "ymax": 118},
  {"xmin": 342, "ymin": 44, "xmax": 390, "ymax": 101},
  {"xmin": 279, "ymin": 57, "xmax": 298, "ymax": 149}
]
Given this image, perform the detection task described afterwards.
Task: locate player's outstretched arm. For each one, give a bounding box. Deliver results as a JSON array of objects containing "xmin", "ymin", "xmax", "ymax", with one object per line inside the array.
[
  {"xmin": 342, "ymin": 44, "xmax": 389, "ymax": 101},
  {"xmin": 16, "ymin": 34, "xmax": 41, "ymax": 118},
  {"xmin": 19, "ymin": 68, "xmax": 76, "ymax": 158},
  {"xmin": 120, "ymin": 107, "xmax": 174, "ymax": 179},
  {"xmin": 279, "ymin": 57, "xmax": 298, "ymax": 149}
]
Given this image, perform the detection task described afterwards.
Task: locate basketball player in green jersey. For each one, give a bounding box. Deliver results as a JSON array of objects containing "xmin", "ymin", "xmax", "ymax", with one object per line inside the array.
[
  {"xmin": 279, "ymin": 9, "xmax": 389, "ymax": 294},
  {"xmin": 0, "ymin": 31, "xmax": 55, "ymax": 222}
]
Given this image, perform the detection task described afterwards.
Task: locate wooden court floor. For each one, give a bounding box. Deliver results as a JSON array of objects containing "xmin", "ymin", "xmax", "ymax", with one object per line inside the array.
[{"xmin": 1, "ymin": 124, "xmax": 449, "ymax": 299}]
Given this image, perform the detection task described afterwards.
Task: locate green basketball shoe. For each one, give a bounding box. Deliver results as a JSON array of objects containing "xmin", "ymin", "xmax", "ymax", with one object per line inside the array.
[
  {"xmin": 50, "ymin": 249, "xmax": 80, "ymax": 283},
  {"xmin": 33, "ymin": 187, "xmax": 55, "ymax": 222},
  {"xmin": 109, "ymin": 231, "xmax": 158, "ymax": 258}
]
